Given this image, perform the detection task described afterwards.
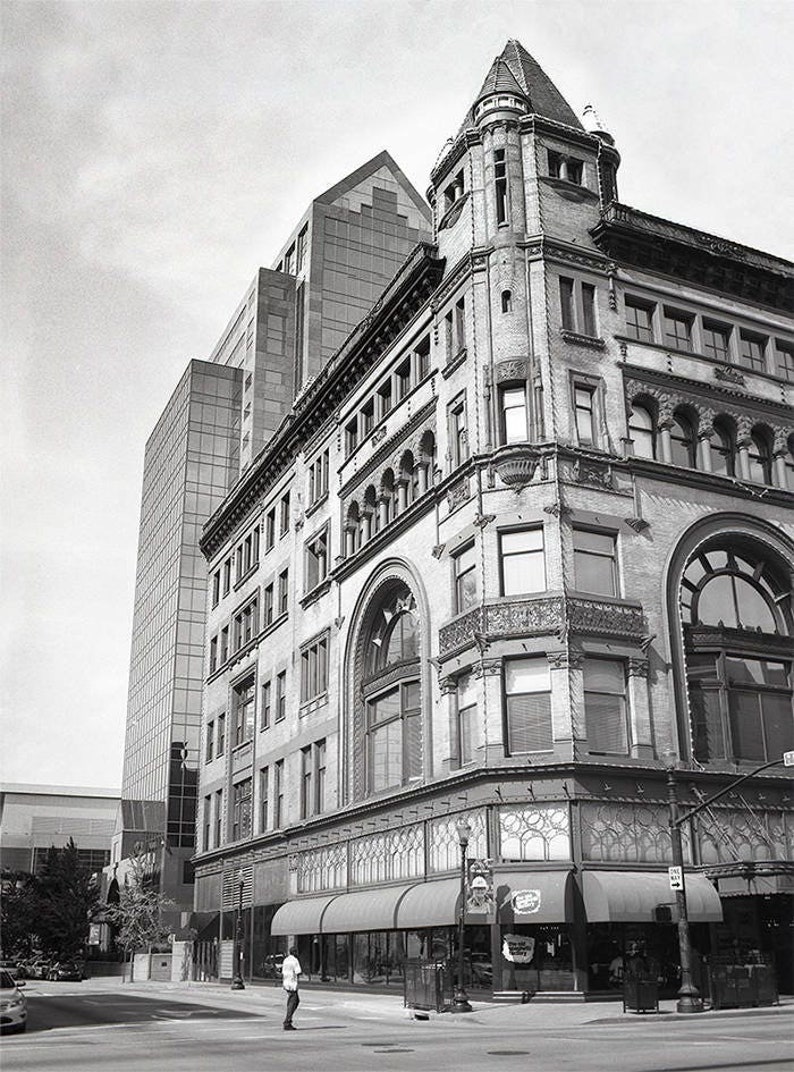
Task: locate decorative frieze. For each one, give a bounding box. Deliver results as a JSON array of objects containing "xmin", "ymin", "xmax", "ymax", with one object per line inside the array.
[{"xmin": 499, "ymin": 803, "xmax": 571, "ymax": 861}]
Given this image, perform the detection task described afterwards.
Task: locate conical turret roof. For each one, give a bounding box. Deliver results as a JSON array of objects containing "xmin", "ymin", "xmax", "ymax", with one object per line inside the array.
[{"xmin": 471, "ymin": 39, "xmax": 583, "ymax": 130}]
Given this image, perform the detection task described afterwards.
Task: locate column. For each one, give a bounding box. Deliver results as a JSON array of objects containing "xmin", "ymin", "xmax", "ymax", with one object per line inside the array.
[{"xmin": 627, "ymin": 657, "xmax": 653, "ymax": 760}]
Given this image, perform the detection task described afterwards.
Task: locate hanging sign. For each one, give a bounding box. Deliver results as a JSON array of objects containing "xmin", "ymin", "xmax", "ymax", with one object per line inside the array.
[
  {"xmin": 511, "ymin": 889, "xmax": 542, "ymax": 914},
  {"xmin": 502, "ymin": 933, "xmax": 535, "ymax": 964}
]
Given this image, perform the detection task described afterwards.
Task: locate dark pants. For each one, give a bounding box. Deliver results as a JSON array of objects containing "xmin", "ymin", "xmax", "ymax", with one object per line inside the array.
[{"xmin": 284, "ymin": 988, "xmax": 299, "ymax": 1026}]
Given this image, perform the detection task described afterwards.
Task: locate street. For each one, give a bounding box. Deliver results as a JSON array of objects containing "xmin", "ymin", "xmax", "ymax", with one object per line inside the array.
[{"xmin": 1, "ymin": 979, "xmax": 792, "ymax": 1072}]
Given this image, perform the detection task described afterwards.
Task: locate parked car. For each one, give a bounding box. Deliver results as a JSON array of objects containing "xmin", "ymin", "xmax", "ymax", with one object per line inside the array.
[
  {"xmin": 21, "ymin": 958, "xmax": 51, "ymax": 980},
  {"xmin": 47, "ymin": 961, "xmax": 85, "ymax": 982},
  {"xmin": 0, "ymin": 969, "xmax": 27, "ymax": 1033},
  {"xmin": 0, "ymin": 961, "xmax": 19, "ymax": 979}
]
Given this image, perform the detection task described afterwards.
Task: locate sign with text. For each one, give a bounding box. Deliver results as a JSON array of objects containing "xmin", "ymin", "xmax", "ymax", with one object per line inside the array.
[{"xmin": 668, "ymin": 865, "xmax": 683, "ymax": 890}]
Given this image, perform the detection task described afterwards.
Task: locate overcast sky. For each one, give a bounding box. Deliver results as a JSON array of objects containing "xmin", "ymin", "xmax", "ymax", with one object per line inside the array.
[{"xmin": 2, "ymin": 0, "xmax": 793, "ymax": 791}]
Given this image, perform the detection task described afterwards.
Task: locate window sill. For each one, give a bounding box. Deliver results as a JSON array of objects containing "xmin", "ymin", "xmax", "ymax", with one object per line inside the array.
[
  {"xmin": 300, "ymin": 577, "xmax": 332, "ymax": 609},
  {"xmin": 299, "ymin": 693, "xmax": 329, "ymax": 717},
  {"xmin": 304, "ymin": 491, "xmax": 329, "ymax": 520},
  {"xmin": 442, "ymin": 346, "xmax": 468, "ymax": 379},
  {"xmin": 438, "ymin": 191, "xmax": 470, "ymax": 232},
  {"xmin": 233, "ymin": 563, "xmax": 259, "ymax": 591},
  {"xmin": 541, "ymin": 176, "xmax": 598, "ymax": 203},
  {"xmin": 617, "ymin": 334, "xmax": 790, "ymax": 384},
  {"xmin": 560, "ymin": 329, "xmax": 605, "ymax": 350}
]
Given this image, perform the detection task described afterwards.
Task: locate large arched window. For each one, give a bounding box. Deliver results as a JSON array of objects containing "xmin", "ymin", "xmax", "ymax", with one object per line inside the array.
[
  {"xmin": 709, "ymin": 418, "xmax": 736, "ymax": 478},
  {"xmin": 747, "ymin": 427, "xmax": 773, "ymax": 484},
  {"xmin": 628, "ymin": 402, "xmax": 655, "ymax": 459},
  {"xmin": 680, "ymin": 541, "xmax": 793, "ymax": 764},
  {"xmin": 670, "ymin": 412, "xmax": 696, "ymax": 468},
  {"xmin": 359, "ymin": 584, "xmax": 423, "ymax": 795}
]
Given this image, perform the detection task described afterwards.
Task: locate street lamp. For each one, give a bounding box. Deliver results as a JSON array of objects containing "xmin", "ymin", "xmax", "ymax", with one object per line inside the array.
[
  {"xmin": 231, "ymin": 869, "xmax": 245, "ymax": 991},
  {"xmin": 451, "ymin": 816, "xmax": 473, "ymax": 1014},
  {"xmin": 663, "ymin": 754, "xmax": 702, "ymax": 1014}
]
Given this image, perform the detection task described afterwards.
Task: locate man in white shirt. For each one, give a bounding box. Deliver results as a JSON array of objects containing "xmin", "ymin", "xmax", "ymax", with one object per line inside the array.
[{"xmin": 281, "ymin": 947, "xmax": 302, "ymax": 1030}]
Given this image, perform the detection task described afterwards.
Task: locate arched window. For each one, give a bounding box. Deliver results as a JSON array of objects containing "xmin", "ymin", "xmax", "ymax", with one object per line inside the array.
[
  {"xmin": 360, "ymin": 584, "xmax": 423, "ymax": 795},
  {"xmin": 747, "ymin": 428, "xmax": 773, "ymax": 484},
  {"xmin": 709, "ymin": 418, "xmax": 736, "ymax": 477},
  {"xmin": 680, "ymin": 541, "xmax": 793, "ymax": 764},
  {"xmin": 628, "ymin": 403, "xmax": 655, "ymax": 459},
  {"xmin": 670, "ymin": 412, "xmax": 696, "ymax": 468},
  {"xmin": 501, "ymin": 290, "xmax": 513, "ymax": 313}
]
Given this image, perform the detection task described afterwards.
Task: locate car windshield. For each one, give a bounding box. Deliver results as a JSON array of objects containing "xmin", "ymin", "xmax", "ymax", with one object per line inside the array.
[{"xmin": 0, "ymin": 970, "xmax": 16, "ymax": 989}]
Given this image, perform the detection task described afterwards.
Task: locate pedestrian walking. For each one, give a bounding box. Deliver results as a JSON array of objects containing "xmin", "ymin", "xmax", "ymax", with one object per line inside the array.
[{"xmin": 281, "ymin": 947, "xmax": 302, "ymax": 1030}]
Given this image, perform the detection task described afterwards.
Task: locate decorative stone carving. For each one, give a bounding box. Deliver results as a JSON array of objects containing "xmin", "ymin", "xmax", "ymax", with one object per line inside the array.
[
  {"xmin": 567, "ymin": 597, "xmax": 646, "ymax": 638},
  {"xmin": 371, "ymin": 425, "xmax": 388, "ymax": 444},
  {"xmin": 570, "ymin": 458, "xmax": 614, "ymax": 490},
  {"xmin": 474, "ymin": 657, "xmax": 503, "ymax": 678},
  {"xmin": 493, "ymin": 446, "xmax": 539, "ymax": 490},
  {"xmin": 624, "ymin": 517, "xmax": 650, "ymax": 533},
  {"xmin": 447, "ymin": 478, "xmax": 469, "ymax": 511},
  {"xmin": 495, "ymin": 359, "xmax": 529, "ymax": 383},
  {"xmin": 714, "ymin": 365, "xmax": 746, "ymax": 386},
  {"xmin": 628, "ymin": 657, "xmax": 650, "ymax": 678},
  {"xmin": 547, "ymin": 650, "xmax": 583, "ymax": 670},
  {"xmin": 432, "ymin": 544, "xmax": 446, "ymax": 559},
  {"xmin": 473, "ymin": 512, "xmax": 496, "ymax": 528},
  {"xmin": 543, "ymin": 501, "xmax": 572, "ymax": 518}
]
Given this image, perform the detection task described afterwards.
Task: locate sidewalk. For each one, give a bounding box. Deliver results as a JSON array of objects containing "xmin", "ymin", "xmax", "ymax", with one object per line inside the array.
[{"xmin": 76, "ymin": 975, "xmax": 794, "ymax": 1029}]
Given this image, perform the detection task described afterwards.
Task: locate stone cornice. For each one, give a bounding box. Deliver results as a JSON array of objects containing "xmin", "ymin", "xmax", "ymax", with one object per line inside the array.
[
  {"xmin": 620, "ymin": 362, "xmax": 794, "ymax": 421},
  {"xmin": 592, "ymin": 203, "xmax": 794, "ymax": 313},
  {"xmin": 200, "ymin": 243, "xmax": 444, "ymax": 559}
]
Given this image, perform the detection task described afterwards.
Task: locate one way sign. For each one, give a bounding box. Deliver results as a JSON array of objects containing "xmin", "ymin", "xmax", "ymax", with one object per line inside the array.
[{"xmin": 668, "ymin": 866, "xmax": 683, "ymax": 890}]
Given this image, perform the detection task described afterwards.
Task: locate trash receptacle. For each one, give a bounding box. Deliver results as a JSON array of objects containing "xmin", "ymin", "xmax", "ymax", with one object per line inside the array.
[
  {"xmin": 623, "ymin": 972, "xmax": 659, "ymax": 1013},
  {"xmin": 404, "ymin": 960, "xmax": 452, "ymax": 1013}
]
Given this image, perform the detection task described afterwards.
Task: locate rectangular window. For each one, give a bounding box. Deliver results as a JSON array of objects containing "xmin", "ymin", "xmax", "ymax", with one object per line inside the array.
[
  {"xmin": 261, "ymin": 680, "xmax": 271, "ymax": 730},
  {"xmin": 279, "ymin": 492, "xmax": 291, "ymax": 537},
  {"xmin": 415, "ymin": 336, "xmax": 430, "ymax": 380},
  {"xmin": 455, "ymin": 298, "xmax": 466, "ymax": 353},
  {"xmin": 377, "ymin": 378, "xmax": 393, "ymax": 418},
  {"xmin": 203, "ymin": 795, "xmax": 212, "ymax": 851},
  {"xmin": 584, "ymin": 658, "xmax": 628, "ymax": 754},
  {"xmin": 274, "ymin": 759, "xmax": 285, "ymax": 827},
  {"xmin": 345, "ymin": 416, "xmax": 358, "ymax": 455},
  {"xmin": 214, "ymin": 789, "xmax": 223, "ymax": 847},
  {"xmin": 223, "ymin": 558, "xmax": 232, "ymax": 595},
  {"xmin": 315, "ymin": 739, "xmax": 326, "ymax": 815},
  {"xmin": 301, "ymin": 634, "xmax": 329, "ymax": 703},
  {"xmin": 305, "ymin": 528, "xmax": 329, "ymax": 591},
  {"xmin": 739, "ymin": 331, "xmax": 767, "ymax": 371},
  {"xmin": 559, "ymin": 277, "xmax": 576, "ymax": 331},
  {"xmin": 276, "ymin": 670, "xmax": 287, "ymax": 722},
  {"xmin": 449, "ymin": 393, "xmax": 468, "ymax": 467},
  {"xmin": 505, "ymin": 658, "xmax": 552, "ymax": 753},
  {"xmin": 581, "ymin": 283, "xmax": 597, "ymax": 337},
  {"xmin": 775, "ymin": 341, "xmax": 794, "ymax": 382},
  {"xmin": 232, "ymin": 676, "xmax": 255, "ymax": 748},
  {"xmin": 308, "ymin": 449, "xmax": 329, "ymax": 504},
  {"xmin": 212, "ymin": 570, "xmax": 221, "ymax": 607},
  {"xmin": 361, "ymin": 398, "xmax": 374, "ymax": 436},
  {"xmin": 278, "ymin": 568, "xmax": 289, "ymax": 616},
  {"xmin": 216, "ymin": 713, "xmax": 226, "ymax": 756},
  {"xmin": 209, "ymin": 636, "xmax": 218, "ymax": 674},
  {"xmin": 702, "ymin": 320, "xmax": 731, "ymax": 362},
  {"xmin": 263, "ymin": 583, "xmax": 274, "ymax": 626},
  {"xmin": 259, "ymin": 768, "xmax": 269, "ymax": 832},
  {"xmin": 233, "ymin": 597, "xmax": 258, "ymax": 651},
  {"xmin": 205, "ymin": 721, "xmax": 214, "ymax": 763},
  {"xmin": 457, "ymin": 673, "xmax": 477, "ymax": 766},
  {"xmin": 454, "ymin": 543, "xmax": 478, "ymax": 613},
  {"xmin": 284, "ymin": 244, "xmax": 295, "ymax": 275},
  {"xmin": 220, "ymin": 626, "xmax": 229, "ymax": 665},
  {"xmin": 396, "ymin": 358, "xmax": 412, "ymax": 401},
  {"xmin": 573, "ymin": 529, "xmax": 618, "ymax": 597},
  {"xmin": 231, "ymin": 778, "xmax": 252, "ymax": 841},
  {"xmin": 566, "ymin": 158, "xmax": 583, "ymax": 185},
  {"xmin": 548, "ymin": 150, "xmax": 563, "ymax": 178},
  {"xmin": 294, "ymin": 281, "xmax": 305, "ymax": 387},
  {"xmin": 500, "ymin": 528, "xmax": 545, "ymax": 595},
  {"xmin": 573, "ymin": 385, "xmax": 596, "ymax": 445},
  {"xmin": 296, "ymin": 225, "xmax": 307, "ymax": 271},
  {"xmin": 494, "ymin": 148, "xmax": 508, "ymax": 224},
  {"xmin": 663, "ymin": 308, "xmax": 693, "ymax": 350},
  {"xmin": 300, "ymin": 746, "xmax": 312, "ymax": 820},
  {"xmin": 625, "ymin": 297, "xmax": 654, "ymax": 342},
  {"xmin": 265, "ymin": 509, "xmax": 275, "ymax": 551},
  {"xmin": 501, "ymin": 385, "xmax": 528, "ymax": 444}
]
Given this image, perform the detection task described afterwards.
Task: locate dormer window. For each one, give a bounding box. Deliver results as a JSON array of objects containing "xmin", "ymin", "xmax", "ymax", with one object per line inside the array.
[{"xmin": 548, "ymin": 150, "xmax": 584, "ymax": 185}]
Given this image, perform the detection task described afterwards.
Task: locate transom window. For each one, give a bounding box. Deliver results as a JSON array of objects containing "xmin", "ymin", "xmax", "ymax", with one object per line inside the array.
[{"xmin": 681, "ymin": 541, "xmax": 793, "ymax": 765}]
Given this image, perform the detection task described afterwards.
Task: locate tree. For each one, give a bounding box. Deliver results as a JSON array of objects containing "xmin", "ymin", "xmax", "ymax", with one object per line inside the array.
[
  {"xmin": 0, "ymin": 870, "xmax": 38, "ymax": 959},
  {"xmin": 35, "ymin": 838, "xmax": 99, "ymax": 960},
  {"xmin": 105, "ymin": 857, "xmax": 174, "ymax": 980}
]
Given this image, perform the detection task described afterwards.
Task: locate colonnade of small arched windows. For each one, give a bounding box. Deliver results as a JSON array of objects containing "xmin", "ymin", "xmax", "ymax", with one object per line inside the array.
[
  {"xmin": 627, "ymin": 394, "xmax": 792, "ymax": 490},
  {"xmin": 344, "ymin": 432, "xmax": 437, "ymax": 556}
]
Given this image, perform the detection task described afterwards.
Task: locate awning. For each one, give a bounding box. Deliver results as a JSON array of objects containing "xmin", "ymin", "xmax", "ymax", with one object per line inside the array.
[
  {"xmin": 582, "ymin": 870, "xmax": 723, "ymax": 923},
  {"xmin": 496, "ymin": 871, "xmax": 572, "ymax": 924},
  {"xmin": 396, "ymin": 878, "xmax": 461, "ymax": 928},
  {"xmin": 271, "ymin": 895, "xmax": 338, "ymax": 936},
  {"xmin": 321, "ymin": 884, "xmax": 413, "ymax": 934}
]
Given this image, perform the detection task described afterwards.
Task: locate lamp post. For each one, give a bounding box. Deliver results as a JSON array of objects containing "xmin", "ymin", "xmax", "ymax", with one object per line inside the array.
[
  {"xmin": 452, "ymin": 817, "xmax": 473, "ymax": 1013},
  {"xmin": 231, "ymin": 869, "xmax": 245, "ymax": 991},
  {"xmin": 664, "ymin": 756, "xmax": 702, "ymax": 1014}
]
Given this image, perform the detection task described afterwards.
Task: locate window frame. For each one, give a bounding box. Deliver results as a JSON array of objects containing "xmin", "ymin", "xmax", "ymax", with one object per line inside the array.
[
  {"xmin": 499, "ymin": 527, "xmax": 545, "ymax": 596},
  {"xmin": 503, "ymin": 656, "xmax": 553, "ymax": 755},
  {"xmin": 572, "ymin": 527, "xmax": 619, "ymax": 598}
]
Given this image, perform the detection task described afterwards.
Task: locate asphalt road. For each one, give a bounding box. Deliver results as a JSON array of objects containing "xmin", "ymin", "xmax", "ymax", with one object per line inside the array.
[{"xmin": 1, "ymin": 981, "xmax": 792, "ymax": 1072}]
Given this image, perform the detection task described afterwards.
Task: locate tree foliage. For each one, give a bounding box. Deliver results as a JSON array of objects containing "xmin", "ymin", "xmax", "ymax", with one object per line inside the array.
[
  {"xmin": 1, "ymin": 840, "xmax": 99, "ymax": 960},
  {"xmin": 106, "ymin": 857, "xmax": 174, "ymax": 954}
]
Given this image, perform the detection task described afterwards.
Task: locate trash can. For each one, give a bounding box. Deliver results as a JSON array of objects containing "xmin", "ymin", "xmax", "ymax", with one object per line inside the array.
[
  {"xmin": 623, "ymin": 972, "xmax": 659, "ymax": 1013},
  {"xmin": 404, "ymin": 960, "xmax": 452, "ymax": 1013}
]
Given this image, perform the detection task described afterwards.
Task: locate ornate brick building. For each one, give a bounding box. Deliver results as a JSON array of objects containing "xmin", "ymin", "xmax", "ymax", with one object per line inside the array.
[{"xmin": 192, "ymin": 40, "xmax": 793, "ymax": 997}]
